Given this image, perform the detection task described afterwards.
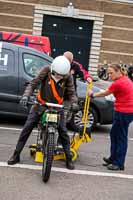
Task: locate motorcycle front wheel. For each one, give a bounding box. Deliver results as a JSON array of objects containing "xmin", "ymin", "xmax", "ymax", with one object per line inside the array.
[{"xmin": 42, "ymin": 130, "xmax": 54, "ymax": 183}]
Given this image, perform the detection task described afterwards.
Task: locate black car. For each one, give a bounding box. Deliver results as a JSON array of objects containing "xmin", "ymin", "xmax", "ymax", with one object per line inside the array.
[
  {"xmin": 0, "ymin": 42, "xmax": 114, "ymax": 129},
  {"xmin": 75, "ymin": 79, "xmax": 114, "ymax": 130}
]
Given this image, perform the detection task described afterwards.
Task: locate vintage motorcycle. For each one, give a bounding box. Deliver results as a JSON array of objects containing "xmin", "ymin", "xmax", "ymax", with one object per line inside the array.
[{"xmin": 97, "ymin": 64, "xmax": 109, "ymax": 81}]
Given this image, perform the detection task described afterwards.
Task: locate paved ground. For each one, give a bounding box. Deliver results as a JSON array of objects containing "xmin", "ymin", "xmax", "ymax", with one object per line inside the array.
[{"xmin": 0, "ymin": 120, "xmax": 133, "ymax": 200}]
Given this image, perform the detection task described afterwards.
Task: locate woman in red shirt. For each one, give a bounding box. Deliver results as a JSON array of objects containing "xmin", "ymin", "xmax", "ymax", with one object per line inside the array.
[{"xmin": 88, "ymin": 64, "xmax": 133, "ymax": 170}]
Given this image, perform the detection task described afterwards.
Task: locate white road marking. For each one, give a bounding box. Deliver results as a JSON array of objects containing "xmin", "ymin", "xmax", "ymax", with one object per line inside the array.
[
  {"xmin": 0, "ymin": 126, "xmax": 74, "ymax": 136},
  {"xmin": 0, "ymin": 161, "xmax": 133, "ymax": 179},
  {"xmin": 0, "ymin": 126, "xmax": 133, "ymax": 179},
  {"xmin": 0, "ymin": 126, "xmax": 37, "ymax": 133},
  {"xmin": 0, "ymin": 126, "xmax": 133, "ymax": 140}
]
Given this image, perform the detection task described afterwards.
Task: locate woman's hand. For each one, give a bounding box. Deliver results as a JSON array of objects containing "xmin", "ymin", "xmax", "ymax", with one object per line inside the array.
[{"xmin": 88, "ymin": 89, "xmax": 93, "ymax": 97}]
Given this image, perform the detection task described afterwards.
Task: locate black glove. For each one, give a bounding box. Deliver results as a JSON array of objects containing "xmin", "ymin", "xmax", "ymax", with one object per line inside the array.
[
  {"xmin": 71, "ymin": 103, "xmax": 79, "ymax": 113},
  {"xmin": 20, "ymin": 96, "xmax": 29, "ymax": 107}
]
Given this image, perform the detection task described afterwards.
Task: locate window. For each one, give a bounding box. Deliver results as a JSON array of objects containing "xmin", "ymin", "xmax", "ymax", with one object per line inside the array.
[
  {"xmin": 0, "ymin": 48, "xmax": 14, "ymax": 74},
  {"xmin": 23, "ymin": 53, "xmax": 51, "ymax": 77},
  {"xmin": 113, "ymin": 0, "xmax": 133, "ymax": 4}
]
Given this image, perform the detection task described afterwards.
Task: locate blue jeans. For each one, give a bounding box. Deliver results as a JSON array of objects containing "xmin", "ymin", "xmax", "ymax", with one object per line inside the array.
[{"xmin": 109, "ymin": 111, "xmax": 133, "ymax": 167}]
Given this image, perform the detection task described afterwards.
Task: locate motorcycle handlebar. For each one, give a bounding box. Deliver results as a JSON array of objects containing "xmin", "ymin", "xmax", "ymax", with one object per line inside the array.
[{"xmin": 28, "ymin": 100, "xmax": 64, "ymax": 109}]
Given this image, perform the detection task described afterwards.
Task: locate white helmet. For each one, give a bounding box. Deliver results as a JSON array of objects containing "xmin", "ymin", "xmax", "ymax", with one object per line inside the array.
[{"xmin": 51, "ymin": 56, "xmax": 70, "ymax": 75}]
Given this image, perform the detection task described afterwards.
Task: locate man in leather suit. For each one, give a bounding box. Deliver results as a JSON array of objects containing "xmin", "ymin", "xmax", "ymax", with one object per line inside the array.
[{"xmin": 8, "ymin": 55, "xmax": 78, "ymax": 170}]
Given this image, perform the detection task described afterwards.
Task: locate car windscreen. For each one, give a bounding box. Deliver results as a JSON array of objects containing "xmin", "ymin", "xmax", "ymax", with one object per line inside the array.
[{"xmin": 76, "ymin": 80, "xmax": 101, "ymax": 98}]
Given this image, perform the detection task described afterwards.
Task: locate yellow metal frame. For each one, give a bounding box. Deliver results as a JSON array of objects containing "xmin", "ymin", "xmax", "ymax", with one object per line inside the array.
[{"xmin": 30, "ymin": 82, "xmax": 92, "ymax": 163}]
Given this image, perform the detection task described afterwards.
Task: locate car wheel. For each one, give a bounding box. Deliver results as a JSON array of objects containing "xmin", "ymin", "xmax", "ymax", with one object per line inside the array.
[{"xmin": 74, "ymin": 107, "xmax": 98, "ymax": 130}]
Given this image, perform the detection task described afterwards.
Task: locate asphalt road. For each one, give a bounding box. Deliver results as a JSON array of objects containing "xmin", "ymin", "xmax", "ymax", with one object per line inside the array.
[{"xmin": 0, "ymin": 118, "xmax": 133, "ymax": 200}]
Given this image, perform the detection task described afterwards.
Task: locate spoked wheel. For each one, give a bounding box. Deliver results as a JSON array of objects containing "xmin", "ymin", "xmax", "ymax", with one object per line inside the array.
[
  {"xmin": 42, "ymin": 132, "xmax": 54, "ymax": 183},
  {"xmin": 74, "ymin": 107, "xmax": 98, "ymax": 130}
]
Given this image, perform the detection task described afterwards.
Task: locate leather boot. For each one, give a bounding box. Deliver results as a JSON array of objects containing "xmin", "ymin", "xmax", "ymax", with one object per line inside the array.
[
  {"xmin": 107, "ymin": 164, "xmax": 124, "ymax": 171},
  {"xmin": 8, "ymin": 150, "xmax": 20, "ymax": 165},
  {"xmin": 61, "ymin": 140, "xmax": 75, "ymax": 170},
  {"xmin": 103, "ymin": 157, "xmax": 112, "ymax": 166},
  {"xmin": 66, "ymin": 158, "xmax": 75, "ymax": 170}
]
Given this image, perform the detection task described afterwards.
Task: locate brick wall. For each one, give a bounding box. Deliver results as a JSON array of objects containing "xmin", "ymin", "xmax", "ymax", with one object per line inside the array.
[
  {"xmin": 0, "ymin": 1, "xmax": 34, "ymax": 33},
  {"xmin": 0, "ymin": 0, "xmax": 133, "ymax": 75}
]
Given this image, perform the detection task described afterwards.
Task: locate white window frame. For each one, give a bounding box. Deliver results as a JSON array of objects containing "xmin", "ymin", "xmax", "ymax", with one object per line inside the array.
[{"xmin": 113, "ymin": 0, "xmax": 133, "ymax": 4}]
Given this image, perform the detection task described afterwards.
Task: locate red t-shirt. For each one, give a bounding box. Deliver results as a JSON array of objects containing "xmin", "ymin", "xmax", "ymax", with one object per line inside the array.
[{"xmin": 108, "ymin": 76, "xmax": 133, "ymax": 113}]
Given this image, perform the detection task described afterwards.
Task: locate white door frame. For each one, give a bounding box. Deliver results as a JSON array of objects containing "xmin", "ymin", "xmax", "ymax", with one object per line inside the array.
[{"xmin": 33, "ymin": 4, "xmax": 104, "ymax": 77}]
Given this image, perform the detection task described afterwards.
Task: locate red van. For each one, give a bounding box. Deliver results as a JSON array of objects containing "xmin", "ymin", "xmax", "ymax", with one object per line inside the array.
[{"xmin": 0, "ymin": 31, "xmax": 51, "ymax": 55}]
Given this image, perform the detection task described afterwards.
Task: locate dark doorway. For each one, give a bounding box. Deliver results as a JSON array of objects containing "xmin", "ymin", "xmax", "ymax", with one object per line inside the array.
[{"xmin": 42, "ymin": 15, "xmax": 93, "ymax": 69}]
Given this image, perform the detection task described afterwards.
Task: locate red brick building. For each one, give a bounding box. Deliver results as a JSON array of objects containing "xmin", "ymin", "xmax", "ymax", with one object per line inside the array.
[{"xmin": 0, "ymin": 0, "xmax": 133, "ymax": 76}]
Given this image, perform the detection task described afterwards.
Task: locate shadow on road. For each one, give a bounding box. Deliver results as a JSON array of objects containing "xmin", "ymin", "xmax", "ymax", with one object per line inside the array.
[
  {"xmin": 92, "ymin": 125, "xmax": 111, "ymax": 135},
  {"xmin": 0, "ymin": 116, "xmax": 26, "ymax": 126}
]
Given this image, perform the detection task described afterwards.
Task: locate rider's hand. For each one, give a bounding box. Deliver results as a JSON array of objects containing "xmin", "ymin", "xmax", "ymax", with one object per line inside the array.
[
  {"xmin": 71, "ymin": 103, "xmax": 79, "ymax": 113},
  {"xmin": 20, "ymin": 96, "xmax": 29, "ymax": 107}
]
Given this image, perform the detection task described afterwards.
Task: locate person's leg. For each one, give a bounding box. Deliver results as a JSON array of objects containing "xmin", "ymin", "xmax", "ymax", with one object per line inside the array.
[
  {"xmin": 58, "ymin": 110, "xmax": 75, "ymax": 169},
  {"xmin": 109, "ymin": 114, "xmax": 118, "ymax": 161},
  {"xmin": 108, "ymin": 112, "xmax": 133, "ymax": 170},
  {"xmin": 8, "ymin": 108, "xmax": 40, "ymax": 165},
  {"xmin": 103, "ymin": 125, "xmax": 117, "ymax": 166},
  {"xmin": 15, "ymin": 109, "xmax": 40, "ymax": 154},
  {"xmin": 103, "ymin": 112, "xmax": 117, "ymax": 165},
  {"xmin": 113, "ymin": 112, "xmax": 133, "ymax": 167}
]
